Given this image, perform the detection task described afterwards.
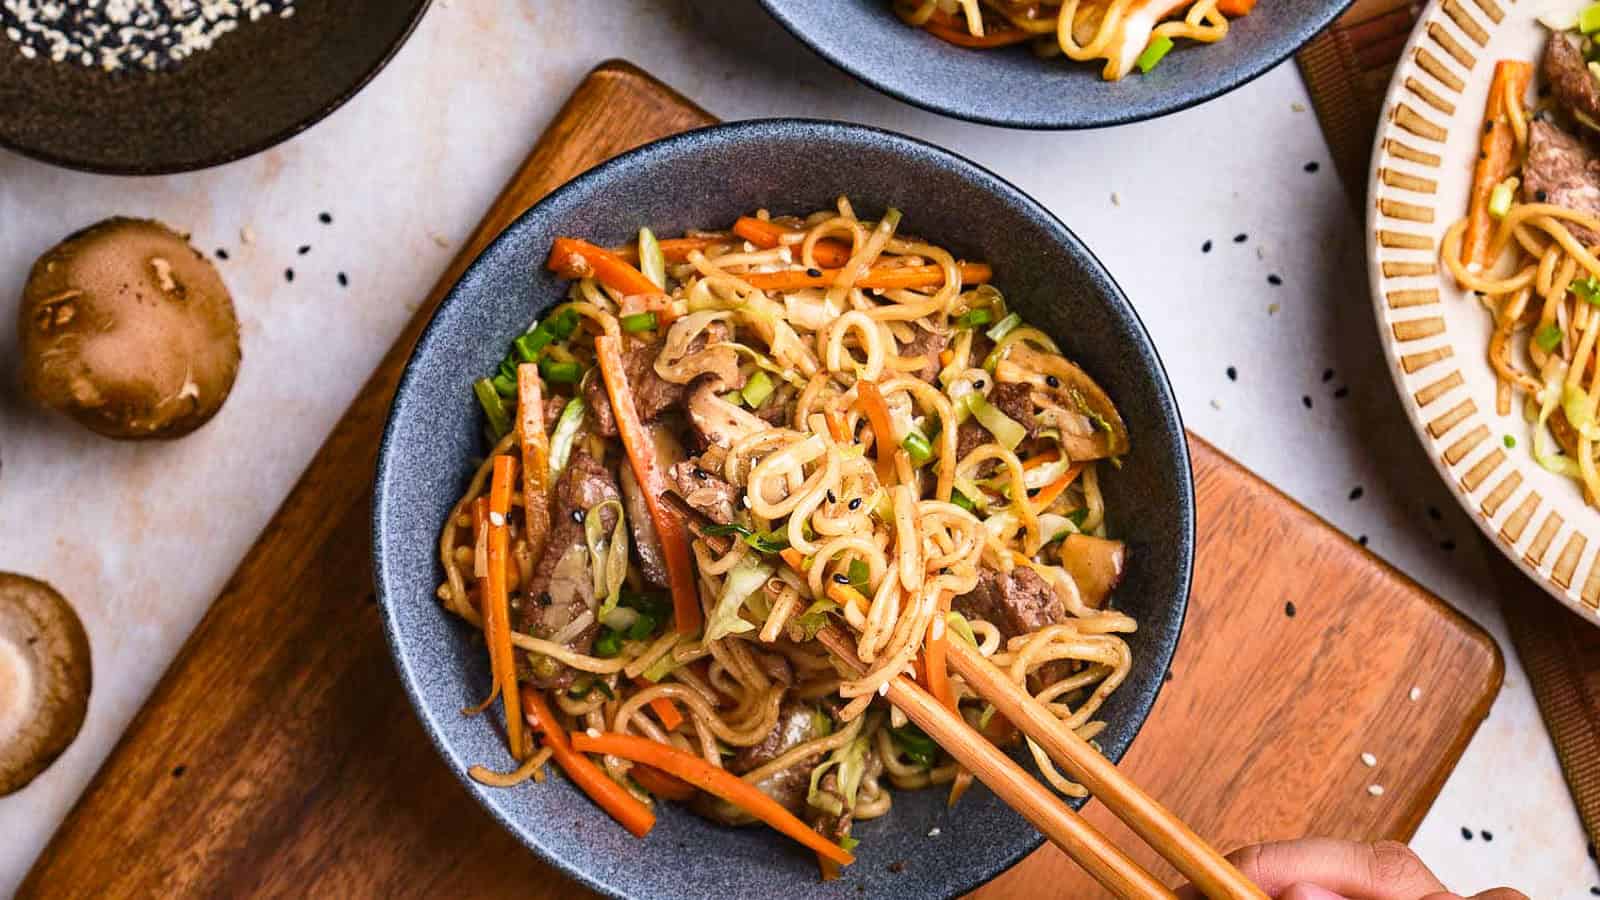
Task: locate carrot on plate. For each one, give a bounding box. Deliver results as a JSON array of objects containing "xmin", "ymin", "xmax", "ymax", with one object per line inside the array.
[
  {"xmin": 1030, "ymin": 462, "xmax": 1085, "ymax": 514},
  {"xmin": 570, "ymin": 731, "xmax": 855, "ymax": 866},
  {"xmin": 853, "ymin": 381, "xmax": 899, "ymax": 487},
  {"xmin": 522, "ymin": 688, "xmax": 656, "ymax": 838},
  {"xmin": 739, "ymin": 262, "xmax": 992, "ymax": 293},
  {"xmin": 595, "ymin": 335, "xmax": 703, "ymax": 635},
  {"xmin": 731, "ymin": 217, "xmax": 854, "ymax": 267},
  {"xmin": 547, "ymin": 237, "xmax": 662, "ymax": 297},
  {"xmin": 1465, "ymin": 60, "xmax": 1534, "ymax": 266},
  {"xmin": 628, "ymin": 762, "xmax": 697, "ymax": 802},
  {"xmin": 485, "ymin": 455, "xmax": 525, "ymax": 760},
  {"xmin": 1215, "ymin": 0, "xmax": 1256, "ymax": 16}
]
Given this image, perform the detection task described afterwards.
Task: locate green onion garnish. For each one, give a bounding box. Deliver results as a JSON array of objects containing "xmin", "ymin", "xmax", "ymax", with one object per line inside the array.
[
  {"xmin": 549, "ymin": 308, "xmax": 580, "ymax": 340},
  {"xmin": 951, "ymin": 489, "xmax": 976, "ymax": 513},
  {"xmin": 1580, "ymin": 1, "xmax": 1600, "ymax": 32},
  {"xmin": 620, "ymin": 311, "xmax": 658, "ymax": 333},
  {"xmin": 1574, "ymin": 276, "xmax": 1600, "ymax": 306},
  {"xmin": 847, "ymin": 559, "xmax": 870, "ymax": 595},
  {"xmin": 1504, "ymin": 434, "xmax": 1517, "ymax": 449},
  {"xmin": 474, "ymin": 378, "xmax": 512, "ymax": 439},
  {"xmin": 956, "ymin": 308, "xmax": 994, "ymax": 329},
  {"xmin": 902, "ymin": 430, "xmax": 934, "ymax": 467},
  {"xmin": 1136, "ymin": 35, "xmax": 1175, "ymax": 74},
  {"xmin": 594, "ymin": 628, "xmax": 623, "ymax": 658},
  {"xmin": 985, "ymin": 312, "xmax": 1023, "ymax": 343},
  {"xmin": 539, "ymin": 358, "xmax": 583, "ymax": 383},
  {"xmin": 626, "ymin": 613, "xmax": 657, "ymax": 641},
  {"xmin": 514, "ymin": 330, "xmax": 549, "ymax": 362},
  {"xmin": 1487, "ymin": 177, "xmax": 1517, "ymax": 219},
  {"xmin": 1536, "ymin": 323, "xmax": 1563, "ymax": 352},
  {"xmin": 491, "ymin": 371, "xmax": 518, "ymax": 398},
  {"xmin": 742, "ymin": 370, "xmax": 775, "ymax": 408},
  {"xmin": 888, "ymin": 724, "xmax": 938, "ymax": 767}
]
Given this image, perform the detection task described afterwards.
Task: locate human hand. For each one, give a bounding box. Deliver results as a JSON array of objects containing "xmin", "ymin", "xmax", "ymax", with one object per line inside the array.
[{"xmin": 1175, "ymin": 838, "xmax": 1528, "ymax": 900}]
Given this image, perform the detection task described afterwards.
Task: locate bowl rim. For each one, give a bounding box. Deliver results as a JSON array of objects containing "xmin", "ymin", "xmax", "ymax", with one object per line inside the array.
[
  {"xmin": 753, "ymin": 0, "xmax": 1353, "ymax": 130},
  {"xmin": 373, "ymin": 117, "xmax": 1196, "ymax": 898},
  {"xmin": 0, "ymin": 0, "xmax": 433, "ymax": 176}
]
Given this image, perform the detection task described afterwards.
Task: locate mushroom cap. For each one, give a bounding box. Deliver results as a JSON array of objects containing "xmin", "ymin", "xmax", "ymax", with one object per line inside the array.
[
  {"xmin": 18, "ymin": 217, "xmax": 241, "ymax": 440},
  {"xmin": 0, "ymin": 572, "xmax": 92, "ymax": 796}
]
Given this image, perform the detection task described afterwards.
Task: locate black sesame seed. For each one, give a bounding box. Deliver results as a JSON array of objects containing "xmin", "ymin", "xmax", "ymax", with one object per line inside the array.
[
  {"xmin": 1480, "ymin": 830, "xmax": 1492, "ymax": 841},
  {"xmin": 1349, "ymin": 486, "xmax": 1364, "ymax": 501},
  {"xmin": 337, "ymin": 272, "xmax": 349, "ymax": 287},
  {"xmin": 1358, "ymin": 534, "xmax": 1369, "ymax": 546},
  {"xmin": 298, "ymin": 244, "xmax": 310, "ymax": 255},
  {"xmin": 1267, "ymin": 274, "xmax": 1283, "ymax": 286},
  {"xmin": 172, "ymin": 765, "xmax": 187, "ymax": 778},
  {"xmin": 1201, "ymin": 240, "xmax": 1213, "ymax": 253},
  {"xmin": 319, "ymin": 211, "xmax": 333, "ymax": 224},
  {"xmin": 974, "ymin": 379, "xmax": 987, "ymax": 390},
  {"xmin": 1226, "ymin": 366, "xmax": 1237, "ymax": 381},
  {"xmin": 833, "ymin": 573, "xmax": 850, "ymax": 585},
  {"xmin": 538, "ymin": 591, "xmax": 552, "ymax": 607},
  {"xmin": 1536, "ymin": 190, "xmax": 1548, "ymax": 203},
  {"xmin": 806, "ymin": 268, "xmax": 823, "ymax": 278},
  {"xmin": 1590, "ymin": 888, "xmax": 1599, "ymax": 897},
  {"xmin": 693, "ymin": 467, "xmax": 711, "ymax": 479},
  {"xmin": 1162, "ymin": 670, "xmax": 1174, "ymax": 682},
  {"xmin": 1285, "ymin": 601, "xmax": 1297, "ymax": 618},
  {"xmin": 826, "ymin": 490, "xmax": 837, "ymax": 504},
  {"xmin": 1045, "ymin": 375, "xmax": 1060, "ymax": 388},
  {"xmin": 1484, "ymin": 120, "xmax": 1494, "ymax": 134},
  {"xmin": 1427, "ymin": 506, "xmax": 1442, "ymax": 521},
  {"xmin": 1461, "ymin": 827, "xmax": 1473, "ymax": 840},
  {"xmin": 1026, "ymin": 488, "xmax": 1040, "ymax": 498},
  {"xmin": 1333, "ymin": 386, "xmax": 1349, "ymax": 399},
  {"xmin": 1321, "ymin": 368, "xmax": 1334, "ymax": 383},
  {"xmin": 1589, "ymin": 842, "xmax": 1596, "ymax": 860},
  {"xmin": 570, "ymin": 509, "xmax": 584, "ymax": 523},
  {"xmin": 848, "ymin": 498, "xmax": 863, "ymax": 510},
  {"xmin": 1441, "ymin": 539, "xmax": 1456, "ymax": 551},
  {"xmin": 216, "ymin": 248, "xmax": 229, "ymax": 260},
  {"xmin": 1302, "ymin": 395, "xmax": 1312, "ymax": 409},
  {"xmin": 1304, "ymin": 161, "xmax": 1320, "ymax": 173},
  {"xmin": 1233, "ymin": 233, "xmax": 1247, "ymax": 243},
  {"xmin": 284, "ymin": 268, "xmax": 294, "ymax": 282}
]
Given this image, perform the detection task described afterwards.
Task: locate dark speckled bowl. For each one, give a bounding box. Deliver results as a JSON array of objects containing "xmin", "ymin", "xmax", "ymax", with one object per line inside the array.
[
  {"xmin": 757, "ymin": 0, "xmax": 1350, "ymax": 129},
  {"xmin": 374, "ymin": 120, "xmax": 1193, "ymax": 900}
]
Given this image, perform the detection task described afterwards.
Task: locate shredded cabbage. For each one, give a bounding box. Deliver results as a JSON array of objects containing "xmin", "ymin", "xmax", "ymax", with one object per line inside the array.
[
  {"xmin": 638, "ymin": 227, "xmax": 666, "ymax": 290},
  {"xmin": 944, "ymin": 611, "xmax": 977, "ymax": 647},
  {"xmin": 705, "ymin": 556, "xmax": 773, "ymax": 642},
  {"xmin": 965, "ymin": 392, "xmax": 1027, "ymax": 450},
  {"xmin": 584, "ymin": 500, "xmax": 629, "ymax": 622},
  {"xmin": 548, "ymin": 397, "xmax": 586, "ymax": 478},
  {"xmin": 1536, "ymin": 363, "xmax": 1584, "ymax": 478},
  {"xmin": 807, "ymin": 732, "xmax": 870, "ymax": 816}
]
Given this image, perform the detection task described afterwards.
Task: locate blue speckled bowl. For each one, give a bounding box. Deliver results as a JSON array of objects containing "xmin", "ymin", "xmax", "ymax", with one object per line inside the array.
[
  {"xmin": 756, "ymin": 0, "xmax": 1351, "ymax": 129},
  {"xmin": 374, "ymin": 120, "xmax": 1194, "ymax": 899}
]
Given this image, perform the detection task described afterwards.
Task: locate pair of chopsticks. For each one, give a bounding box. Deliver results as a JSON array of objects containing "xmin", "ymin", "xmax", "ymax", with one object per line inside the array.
[{"xmin": 664, "ymin": 492, "xmax": 1264, "ymax": 899}]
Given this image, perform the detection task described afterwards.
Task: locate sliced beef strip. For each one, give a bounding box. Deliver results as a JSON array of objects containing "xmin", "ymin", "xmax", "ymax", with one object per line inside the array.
[
  {"xmin": 514, "ymin": 449, "xmax": 619, "ymax": 689},
  {"xmin": 1545, "ymin": 32, "xmax": 1600, "ymax": 131},
  {"xmin": 955, "ymin": 420, "xmax": 988, "ymax": 460},
  {"xmin": 583, "ymin": 335, "xmax": 683, "ymax": 437},
  {"xmin": 901, "ymin": 326, "xmax": 950, "ymax": 382},
  {"xmin": 955, "ymin": 381, "xmax": 1037, "ymax": 460},
  {"xmin": 667, "ymin": 458, "xmax": 741, "ymax": 525},
  {"xmin": 618, "ymin": 464, "xmax": 668, "ymax": 588},
  {"xmin": 953, "ymin": 566, "xmax": 1066, "ymax": 642},
  {"xmin": 692, "ymin": 702, "xmax": 828, "ymax": 825},
  {"xmin": 1523, "ymin": 119, "xmax": 1600, "ymax": 246}
]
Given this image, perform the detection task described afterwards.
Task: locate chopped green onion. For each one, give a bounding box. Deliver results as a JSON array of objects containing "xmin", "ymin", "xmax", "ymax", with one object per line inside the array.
[
  {"xmin": 847, "ymin": 559, "xmax": 870, "ymax": 595},
  {"xmin": 951, "ymin": 490, "xmax": 976, "ymax": 513},
  {"xmin": 1136, "ymin": 35, "xmax": 1175, "ymax": 74},
  {"xmin": 722, "ymin": 390, "xmax": 745, "ymax": 406},
  {"xmin": 497, "ymin": 356, "xmax": 519, "ymax": 382},
  {"xmin": 956, "ymin": 308, "xmax": 994, "ymax": 329},
  {"xmin": 702, "ymin": 521, "xmax": 789, "ymax": 555},
  {"xmin": 839, "ymin": 835, "xmax": 860, "ymax": 853},
  {"xmin": 474, "ymin": 378, "xmax": 512, "ymax": 439},
  {"xmin": 1504, "ymin": 434, "xmax": 1517, "ymax": 449},
  {"xmin": 620, "ymin": 312, "xmax": 658, "ymax": 333},
  {"xmin": 888, "ymin": 724, "xmax": 938, "ymax": 768},
  {"xmin": 491, "ymin": 371, "xmax": 518, "ymax": 398},
  {"xmin": 539, "ymin": 357, "xmax": 583, "ymax": 383},
  {"xmin": 1536, "ymin": 323, "xmax": 1563, "ymax": 353},
  {"xmin": 594, "ymin": 628, "xmax": 623, "ymax": 658},
  {"xmin": 1487, "ymin": 177, "xmax": 1517, "ymax": 219},
  {"xmin": 641, "ymin": 648, "xmax": 682, "ymax": 682},
  {"xmin": 626, "ymin": 613, "xmax": 657, "ymax": 641},
  {"xmin": 742, "ymin": 370, "xmax": 775, "ymax": 408},
  {"xmin": 1581, "ymin": 1, "xmax": 1600, "ymax": 33},
  {"xmin": 549, "ymin": 308, "xmax": 580, "ymax": 340},
  {"xmin": 548, "ymin": 397, "xmax": 587, "ymax": 477},
  {"xmin": 985, "ymin": 312, "xmax": 1023, "ymax": 343},
  {"xmin": 514, "ymin": 330, "xmax": 550, "ymax": 362},
  {"xmin": 1067, "ymin": 508, "xmax": 1089, "ymax": 528},
  {"xmin": 965, "ymin": 392, "xmax": 1028, "ymax": 450},
  {"xmin": 1575, "ymin": 277, "xmax": 1600, "ymax": 306},
  {"xmin": 902, "ymin": 430, "xmax": 934, "ymax": 467},
  {"xmin": 638, "ymin": 227, "xmax": 666, "ymax": 290}
]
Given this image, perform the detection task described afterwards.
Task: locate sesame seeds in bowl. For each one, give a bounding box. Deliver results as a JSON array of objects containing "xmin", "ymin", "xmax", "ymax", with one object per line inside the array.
[{"xmin": 0, "ymin": 0, "xmax": 430, "ymax": 174}]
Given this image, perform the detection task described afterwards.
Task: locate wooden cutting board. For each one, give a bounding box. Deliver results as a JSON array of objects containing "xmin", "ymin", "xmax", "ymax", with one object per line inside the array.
[{"xmin": 18, "ymin": 61, "xmax": 1503, "ymax": 899}]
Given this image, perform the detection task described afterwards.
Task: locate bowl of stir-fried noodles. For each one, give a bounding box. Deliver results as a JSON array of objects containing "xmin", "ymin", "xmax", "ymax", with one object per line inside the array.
[
  {"xmin": 756, "ymin": 0, "xmax": 1351, "ymax": 128},
  {"xmin": 374, "ymin": 119, "xmax": 1193, "ymax": 898}
]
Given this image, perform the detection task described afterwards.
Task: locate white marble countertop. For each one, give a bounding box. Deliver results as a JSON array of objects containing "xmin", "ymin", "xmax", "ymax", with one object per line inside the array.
[{"xmin": 0, "ymin": 1, "xmax": 1594, "ymax": 896}]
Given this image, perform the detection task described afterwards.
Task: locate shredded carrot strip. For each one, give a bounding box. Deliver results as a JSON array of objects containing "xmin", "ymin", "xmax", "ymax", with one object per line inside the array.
[
  {"xmin": 486, "ymin": 455, "xmax": 524, "ymax": 761},
  {"xmin": 1021, "ymin": 449, "xmax": 1061, "ymax": 472},
  {"xmin": 631, "ymin": 676, "xmax": 685, "ymax": 731},
  {"xmin": 779, "ymin": 548, "xmax": 807, "ymax": 572},
  {"xmin": 853, "ymin": 381, "xmax": 898, "ymax": 487},
  {"xmin": 740, "ymin": 262, "xmax": 991, "ymax": 293},
  {"xmin": 523, "ymin": 689, "xmax": 656, "ymax": 838},
  {"xmin": 825, "ymin": 581, "xmax": 871, "ymax": 614},
  {"xmin": 921, "ymin": 591, "xmax": 955, "ymax": 714},
  {"xmin": 629, "ymin": 762, "xmax": 697, "ymax": 802},
  {"xmin": 516, "ymin": 365, "xmax": 552, "ymax": 568},
  {"xmin": 921, "ymin": 20, "xmax": 1032, "ymax": 47},
  {"xmin": 731, "ymin": 217, "xmax": 854, "ymax": 267},
  {"xmin": 1215, "ymin": 0, "xmax": 1255, "ymax": 14},
  {"xmin": 570, "ymin": 732, "xmax": 855, "ymax": 866},
  {"xmin": 823, "ymin": 409, "xmax": 847, "ymax": 443},
  {"xmin": 595, "ymin": 335, "xmax": 703, "ymax": 635},
  {"xmin": 939, "ymin": 349, "xmax": 954, "ymax": 367},
  {"xmin": 1466, "ymin": 61, "xmax": 1533, "ymax": 266},
  {"xmin": 547, "ymin": 237, "xmax": 661, "ymax": 297},
  {"xmin": 1031, "ymin": 462, "xmax": 1085, "ymax": 514}
]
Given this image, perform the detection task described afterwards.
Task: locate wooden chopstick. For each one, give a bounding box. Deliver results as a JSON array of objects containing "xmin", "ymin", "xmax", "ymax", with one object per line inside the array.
[
  {"xmin": 945, "ymin": 639, "xmax": 1268, "ymax": 900},
  {"xmin": 813, "ymin": 625, "xmax": 1175, "ymax": 900}
]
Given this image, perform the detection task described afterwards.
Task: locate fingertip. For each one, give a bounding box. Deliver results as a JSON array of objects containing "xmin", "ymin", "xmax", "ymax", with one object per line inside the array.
[{"xmin": 1280, "ymin": 882, "xmax": 1352, "ymax": 900}]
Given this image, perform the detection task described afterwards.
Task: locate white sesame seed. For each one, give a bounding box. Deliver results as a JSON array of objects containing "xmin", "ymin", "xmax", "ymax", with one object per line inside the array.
[
  {"xmin": 1409, "ymin": 686, "xmax": 1422, "ymax": 702},
  {"xmin": 240, "ymin": 225, "xmax": 256, "ymax": 245},
  {"xmin": 927, "ymin": 827, "xmax": 941, "ymax": 837},
  {"xmin": 3, "ymin": 0, "xmax": 295, "ymax": 72},
  {"xmin": 489, "ymin": 511, "xmax": 505, "ymax": 527},
  {"xmin": 585, "ymin": 727, "xmax": 601, "ymax": 739},
  {"xmin": 930, "ymin": 617, "xmax": 945, "ymax": 640},
  {"xmin": 1367, "ymin": 784, "xmax": 1385, "ymax": 796},
  {"xmin": 1361, "ymin": 752, "xmax": 1377, "ymax": 767},
  {"xmin": 877, "ymin": 681, "xmax": 889, "ymax": 697}
]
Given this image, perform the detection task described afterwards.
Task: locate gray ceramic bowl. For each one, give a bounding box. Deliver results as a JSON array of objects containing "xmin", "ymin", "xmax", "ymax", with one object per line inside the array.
[
  {"xmin": 374, "ymin": 120, "xmax": 1194, "ymax": 899},
  {"xmin": 757, "ymin": 0, "xmax": 1350, "ymax": 129}
]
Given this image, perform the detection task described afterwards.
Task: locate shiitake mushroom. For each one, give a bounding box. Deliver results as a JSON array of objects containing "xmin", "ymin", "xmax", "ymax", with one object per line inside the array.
[
  {"xmin": 0, "ymin": 572, "xmax": 92, "ymax": 796},
  {"xmin": 18, "ymin": 217, "xmax": 241, "ymax": 439}
]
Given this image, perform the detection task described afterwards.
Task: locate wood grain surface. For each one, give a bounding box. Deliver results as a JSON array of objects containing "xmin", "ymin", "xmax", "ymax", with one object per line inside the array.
[{"xmin": 18, "ymin": 61, "xmax": 1503, "ymax": 900}]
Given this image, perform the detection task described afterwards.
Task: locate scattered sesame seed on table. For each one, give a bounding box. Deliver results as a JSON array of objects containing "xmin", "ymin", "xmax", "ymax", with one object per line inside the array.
[{"xmin": 2, "ymin": 0, "xmax": 295, "ymax": 72}]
